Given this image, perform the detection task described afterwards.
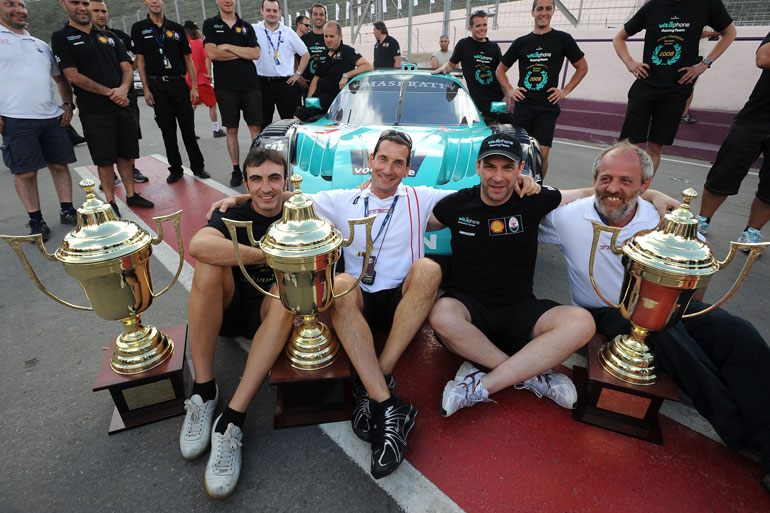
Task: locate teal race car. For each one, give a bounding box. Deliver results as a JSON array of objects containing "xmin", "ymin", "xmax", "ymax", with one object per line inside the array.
[{"xmin": 254, "ymin": 67, "xmax": 542, "ymax": 257}]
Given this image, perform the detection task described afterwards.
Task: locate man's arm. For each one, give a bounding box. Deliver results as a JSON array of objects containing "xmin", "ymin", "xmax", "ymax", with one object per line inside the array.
[
  {"xmin": 548, "ymin": 57, "xmax": 587, "ymax": 104},
  {"xmin": 677, "ymin": 23, "xmax": 737, "ymax": 84},
  {"xmin": 219, "ymin": 43, "xmax": 260, "ymax": 61},
  {"xmin": 339, "ymin": 56, "xmax": 372, "ymax": 89},
  {"xmin": 61, "ymin": 67, "xmax": 125, "ymax": 106},
  {"xmin": 189, "ymin": 226, "xmax": 267, "ymax": 267},
  {"xmin": 756, "ymin": 38, "xmax": 770, "ymax": 69},
  {"xmin": 288, "ymin": 52, "xmax": 310, "ymax": 85},
  {"xmin": 184, "ymin": 53, "xmax": 199, "ymax": 104},
  {"xmin": 432, "ymin": 60, "xmax": 457, "ymax": 74},
  {"xmin": 430, "ymin": 55, "xmax": 438, "ymax": 68},
  {"xmin": 613, "ymin": 28, "xmax": 650, "ymax": 79},
  {"xmin": 307, "ymin": 75, "xmax": 319, "ymax": 98},
  {"xmin": 496, "ymin": 62, "xmax": 526, "ymax": 104},
  {"xmin": 52, "ymin": 75, "xmax": 74, "ymax": 127},
  {"xmin": 558, "ymin": 187, "xmax": 594, "ymax": 207},
  {"xmin": 204, "ymin": 42, "xmax": 241, "ymax": 61},
  {"xmin": 134, "ymin": 54, "xmax": 155, "ymax": 107},
  {"xmin": 394, "ymin": 55, "xmax": 401, "ymax": 68}
]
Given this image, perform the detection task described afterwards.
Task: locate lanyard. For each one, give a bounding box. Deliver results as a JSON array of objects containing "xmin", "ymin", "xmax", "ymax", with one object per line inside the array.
[
  {"xmin": 264, "ymin": 27, "xmax": 282, "ymax": 64},
  {"xmin": 364, "ymin": 195, "xmax": 399, "ymax": 244},
  {"xmin": 151, "ymin": 25, "xmax": 166, "ymax": 55}
]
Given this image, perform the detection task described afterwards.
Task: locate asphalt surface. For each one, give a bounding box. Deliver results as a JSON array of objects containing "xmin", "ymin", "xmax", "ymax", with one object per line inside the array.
[{"xmin": 1, "ymin": 101, "xmax": 767, "ymax": 513}]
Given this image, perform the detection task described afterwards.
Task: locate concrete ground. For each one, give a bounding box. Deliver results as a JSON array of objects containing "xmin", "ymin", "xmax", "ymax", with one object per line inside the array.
[{"xmin": 0, "ymin": 102, "xmax": 767, "ymax": 512}]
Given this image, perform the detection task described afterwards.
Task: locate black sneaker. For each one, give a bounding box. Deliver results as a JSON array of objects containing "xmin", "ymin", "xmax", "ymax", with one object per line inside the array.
[
  {"xmin": 133, "ymin": 168, "xmax": 149, "ymax": 183},
  {"xmin": 352, "ymin": 375, "xmax": 397, "ymax": 443},
  {"xmin": 98, "ymin": 173, "xmax": 121, "ymax": 191},
  {"xmin": 126, "ymin": 193, "xmax": 154, "ymax": 209},
  {"xmin": 166, "ymin": 171, "xmax": 184, "ymax": 184},
  {"xmin": 370, "ymin": 394, "xmax": 417, "ymax": 479},
  {"xmin": 26, "ymin": 219, "xmax": 51, "ymax": 242},
  {"xmin": 193, "ymin": 169, "xmax": 211, "ymax": 179},
  {"xmin": 229, "ymin": 170, "xmax": 243, "ymax": 187},
  {"xmin": 60, "ymin": 208, "xmax": 77, "ymax": 225},
  {"xmin": 213, "ymin": 129, "xmax": 226, "ymax": 138},
  {"xmin": 110, "ymin": 201, "xmax": 121, "ymax": 217}
]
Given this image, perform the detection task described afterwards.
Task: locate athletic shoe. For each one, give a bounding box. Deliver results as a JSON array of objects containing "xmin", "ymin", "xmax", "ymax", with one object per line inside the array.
[
  {"xmin": 60, "ymin": 208, "xmax": 77, "ymax": 225},
  {"xmin": 26, "ymin": 219, "xmax": 51, "ymax": 242},
  {"xmin": 98, "ymin": 172, "xmax": 121, "ymax": 191},
  {"xmin": 110, "ymin": 201, "xmax": 121, "ymax": 218},
  {"xmin": 179, "ymin": 386, "xmax": 219, "ymax": 460},
  {"xmin": 352, "ymin": 374, "xmax": 397, "ymax": 443},
  {"xmin": 126, "ymin": 193, "xmax": 154, "ymax": 209},
  {"xmin": 440, "ymin": 365, "xmax": 492, "ymax": 417},
  {"xmin": 133, "ymin": 168, "xmax": 149, "ymax": 183},
  {"xmin": 193, "ymin": 169, "xmax": 211, "ymax": 179},
  {"xmin": 204, "ymin": 415, "xmax": 243, "ymax": 499},
  {"xmin": 514, "ymin": 370, "xmax": 577, "ymax": 409},
  {"xmin": 229, "ymin": 170, "xmax": 243, "ymax": 187},
  {"xmin": 681, "ymin": 114, "xmax": 697, "ymax": 124},
  {"xmin": 213, "ymin": 129, "xmax": 226, "ymax": 138},
  {"xmin": 195, "ymin": 135, "xmax": 200, "ymax": 140},
  {"xmin": 370, "ymin": 395, "xmax": 417, "ymax": 479},
  {"xmin": 695, "ymin": 215, "xmax": 710, "ymax": 235},
  {"xmin": 738, "ymin": 227, "xmax": 763, "ymax": 245},
  {"xmin": 166, "ymin": 171, "xmax": 184, "ymax": 184}
]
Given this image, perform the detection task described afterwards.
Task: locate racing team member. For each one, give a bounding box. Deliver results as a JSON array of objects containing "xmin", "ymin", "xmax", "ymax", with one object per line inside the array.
[
  {"xmin": 372, "ymin": 20, "xmax": 401, "ymax": 69},
  {"xmin": 300, "ymin": 4, "xmax": 328, "ymax": 98}
]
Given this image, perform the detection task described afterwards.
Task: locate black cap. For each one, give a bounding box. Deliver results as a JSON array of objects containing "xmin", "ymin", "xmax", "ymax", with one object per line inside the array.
[
  {"xmin": 477, "ymin": 133, "xmax": 523, "ymax": 162},
  {"xmin": 183, "ymin": 20, "xmax": 198, "ymax": 30}
]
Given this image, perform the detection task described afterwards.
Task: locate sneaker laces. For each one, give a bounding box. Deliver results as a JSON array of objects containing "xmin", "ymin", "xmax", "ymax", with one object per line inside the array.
[
  {"xmin": 515, "ymin": 373, "xmax": 556, "ymax": 400},
  {"xmin": 183, "ymin": 398, "xmax": 206, "ymax": 437},
  {"xmin": 213, "ymin": 425, "xmax": 242, "ymax": 474},
  {"xmin": 377, "ymin": 404, "xmax": 409, "ymax": 462}
]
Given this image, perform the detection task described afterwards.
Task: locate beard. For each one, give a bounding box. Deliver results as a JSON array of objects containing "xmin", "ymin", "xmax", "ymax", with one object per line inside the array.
[{"xmin": 594, "ymin": 193, "xmax": 638, "ymax": 223}]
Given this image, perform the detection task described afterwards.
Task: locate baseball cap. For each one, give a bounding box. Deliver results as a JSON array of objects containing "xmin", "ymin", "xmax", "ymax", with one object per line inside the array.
[
  {"xmin": 477, "ymin": 133, "xmax": 523, "ymax": 162},
  {"xmin": 183, "ymin": 20, "xmax": 199, "ymax": 30}
]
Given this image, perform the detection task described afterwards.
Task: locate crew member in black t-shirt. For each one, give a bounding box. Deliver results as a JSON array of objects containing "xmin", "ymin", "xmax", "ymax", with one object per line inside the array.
[
  {"xmin": 300, "ymin": 3, "xmax": 327, "ymax": 97},
  {"xmin": 496, "ymin": 0, "xmax": 587, "ymax": 178},
  {"xmin": 427, "ymin": 133, "xmax": 595, "ymax": 418},
  {"xmin": 203, "ymin": 0, "xmax": 261, "ymax": 187},
  {"xmin": 294, "ymin": 21, "xmax": 372, "ymax": 121},
  {"xmin": 373, "ymin": 20, "xmax": 401, "ymax": 69},
  {"xmin": 133, "ymin": 0, "xmax": 208, "ymax": 183},
  {"xmin": 614, "ymin": 0, "xmax": 736, "ymax": 174},
  {"xmin": 432, "ymin": 10, "xmax": 511, "ymax": 123},
  {"xmin": 697, "ymin": 32, "xmax": 770, "ymax": 246},
  {"xmin": 52, "ymin": 0, "xmax": 154, "ymax": 214}
]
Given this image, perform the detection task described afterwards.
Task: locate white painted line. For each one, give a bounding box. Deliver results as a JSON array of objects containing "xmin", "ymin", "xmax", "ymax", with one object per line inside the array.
[{"xmin": 150, "ymin": 153, "xmax": 244, "ymax": 195}]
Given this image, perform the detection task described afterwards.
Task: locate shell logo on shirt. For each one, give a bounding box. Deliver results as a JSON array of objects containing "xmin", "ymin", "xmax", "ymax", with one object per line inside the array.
[
  {"xmin": 488, "ymin": 216, "xmax": 523, "ymax": 236},
  {"xmin": 490, "ymin": 220, "xmax": 505, "ymax": 234},
  {"xmin": 235, "ymin": 26, "xmax": 243, "ymax": 33}
]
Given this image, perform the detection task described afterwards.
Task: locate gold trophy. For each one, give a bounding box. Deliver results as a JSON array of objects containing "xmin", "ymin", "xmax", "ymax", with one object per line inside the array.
[
  {"xmin": 0, "ymin": 179, "xmax": 184, "ymax": 375},
  {"xmin": 223, "ymin": 174, "xmax": 375, "ymax": 371},
  {"xmin": 588, "ymin": 188, "xmax": 769, "ymax": 385}
]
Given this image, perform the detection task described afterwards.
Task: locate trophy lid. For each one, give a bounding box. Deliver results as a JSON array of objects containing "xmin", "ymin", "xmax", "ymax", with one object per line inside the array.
[
  {"xmin": 622, "ymin": 188, "xmax": 718, "ymax": 276},
  {"xmin": 55, "ymin": 179, "xmax": 152, "ymax": 264},
  {"xmin": 259, "ymin": 174, "xmax": 343, "ymax": 260}
]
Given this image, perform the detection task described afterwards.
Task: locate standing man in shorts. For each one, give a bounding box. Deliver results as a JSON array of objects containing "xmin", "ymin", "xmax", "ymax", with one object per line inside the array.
[
  {"xmin": 203, "ymin": 0, "xmax": 261, "ymax": 187},
  {"xmin": 613, "ymin": 0, "xmax": 736, "ymax": 174},
  {"xmin": 1, "ymin": 0, "xmax": 77, "ymax": 240},
  {"xmin": 496, "ymin": 0, "xmax": 588, "ymax": 178},
  {"xmin": 184, "ymin": 20, "xmax": 226, "ymax": 139},
  {"xmin": 52, "ymin": 0, "xmax": 154, "ymax": 216}
]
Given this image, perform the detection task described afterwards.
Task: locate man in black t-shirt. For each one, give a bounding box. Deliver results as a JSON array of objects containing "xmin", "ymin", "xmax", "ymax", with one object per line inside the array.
[
  {"xmin": 294, "ymin": 21, "xmax": 372, "ymax": 121},
  {"xmin": 203, "ymin": 0, "xmax": 261, "ymax": 187},
  {"xmin": 614, "ymin": 0, "xmax": 736, "ymax": 174},
  {"xmin": 180, "ymin": 147, "xmax": 294, "ymax": 499},
  {"xmin": 373, "ymin": 20, "xmax": 401, "ymax": 69},
  {"xmin": 496, "ymin": 0, "xmax": 587, "ymax": 178},
  {"xmin": 432, "ymin": 10, "xmax": 511, "ymax": 123},
  {"xmin": 52, "ymin": 0, "xmax": 154, "ymax": 215},
  {"xmin": 427, "ymin": 133, "xmax": 595, "ymax": 418},
  {"xmin": 300, "ymin": 4, "xmax": 327, "ymax": 98},
  {"xmin": 132, "ymin": 0, "xmax": 208, "ymax": 183},
  {"xmin": 697, "ymin": 32, "xmax": 770, "ymax": 246}
]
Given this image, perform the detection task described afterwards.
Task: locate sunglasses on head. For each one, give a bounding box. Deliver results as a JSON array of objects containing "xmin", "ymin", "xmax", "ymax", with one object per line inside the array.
[
  {"xmin": 472, "ymin": 10, "xmax": 487, "ymax": 16},
  {"xmin": 378, "ymin": 130, "xmax": 412, "ymax": 149}
]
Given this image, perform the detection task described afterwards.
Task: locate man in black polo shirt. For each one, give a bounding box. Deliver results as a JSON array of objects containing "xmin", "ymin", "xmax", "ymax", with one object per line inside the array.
[
  {"xmin": 203, "ymin": 0, "xmax": 261, "ymax": 188},
  {"xmin": 133, "ymin": 0, "xmax": 208, "ymax": 183},
  {"xmin": 432, "ymin": 10, "xmax": 511, "ymax": 123},
  {"xmin": 373, "ymin": 20, "xmax": 400, "ymax": 69},
  {"xmin": 52, "ymin": 0, "xmax": 154, "ymax": 214},
  {"xmin": 294, "ymin": 21, "xmax": 372, "ymax": 121},
  {"xmin": 300, "ymin": 3, "xmax": 327, "ymax": 98}
]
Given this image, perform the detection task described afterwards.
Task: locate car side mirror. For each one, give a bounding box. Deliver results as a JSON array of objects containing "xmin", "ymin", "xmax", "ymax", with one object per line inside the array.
[
  {"xmin": 306, "ymin": 97, "xmax": 321, "ymax": 110},
  {"xmin": 490, "ymin": 101, "xmax": 507, "ymax": 114}
]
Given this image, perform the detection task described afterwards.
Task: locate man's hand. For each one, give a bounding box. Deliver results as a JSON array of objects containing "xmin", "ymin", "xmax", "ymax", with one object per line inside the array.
[
  {"xmin": 287, "ymin": 73, "xmax": 302, "ymax": 86},
  {"xmin": 678, "ymin": 62, "xmax": 707, "ymax": 85},
  {"xmin": 295, "ymin": 76, "xmax": 308, "ymax": 89},
  {"xmin": 190, "ymin": 86, "xmax": 199, "ymax": 104},
  {"xmin": 338, "ymin": 76, "xmax": 348, "ymax": 90},
  {"xmin": 59, "ymin": 104, "xmax": 74, "ymax": 126},
  {"xmin": 650, "ymin": 192, "xmax": 680, "ymax": 217},
  {"xmin": 625, "ymin": 60, "xmax": 650, "ymax": 79},
  {"xmin": 108, "ymin": 88, "xmax": 129, "ymax": 107},
  {"xmin": 547, "ymin": 87, "xmax": 566, "ymax": 104},
  {"xmin": 144, "ymin": 89, "xmax": 155, "ymax": 107},
  {"xmin": 507, "ymin": 87, "xmax": 527, "ymax": 103},
  {"xmin": 514, "ymin": 173, "xmax": 541, "ymax": 198},
  {"xmin": 206, "ymin": 196, "xmax": 240, "ymax": 220}
]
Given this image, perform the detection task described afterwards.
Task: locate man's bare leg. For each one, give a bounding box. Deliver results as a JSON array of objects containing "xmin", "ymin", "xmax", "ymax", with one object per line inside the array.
[
  {"xmin": 97, "ymin": 164, "xmax": 118, "ymax": 202},
  {"xmin": 247, "ymin": 124, "xmax": 261, "ymax": 141},
  {"xmin": 116, "ymin": 158, "xmax": 136, "ymax": 197},
  {"xmin": 747, "ymin": 196, "xmax": 770, "ymax": 231},
  {"xmin": 540, "ymin": 146, "xmax": 551, "ymax": 179},
  {"xmin": 226, "ymin": 127, "xmax": 240, "ymax": 166},
  {"xmin": 699, "ymin": 188, "xmax": 728, "ymax": 219},
  {"xmin": 47, "ymin": 163, "xmax": 73, "ymax": 203},
  {"xmin": 645, "ymin": 142, "xmax": 663, "ymax": 175},
  {"xmin": 14, "ymin": 170, "xmax": 40, "ymax": 212}
]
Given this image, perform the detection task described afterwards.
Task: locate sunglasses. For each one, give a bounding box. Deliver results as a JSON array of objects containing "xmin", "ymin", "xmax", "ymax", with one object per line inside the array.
[
  {"xmin": 472, "ymin": 10, "xmax": 487, "ymax": 16},
  {"xmin": 378, "ymin": 129, "xmax": 412, "ymax": 149},
  {"xmin": 302, "ymin": 23, "xmax": 311, "ymax": 28}
]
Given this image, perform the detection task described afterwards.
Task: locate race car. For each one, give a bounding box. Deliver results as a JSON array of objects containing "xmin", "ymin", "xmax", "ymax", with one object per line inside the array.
[{"xmin": 253, "ymin": 66, "xmax": 542, "ymax": 257}]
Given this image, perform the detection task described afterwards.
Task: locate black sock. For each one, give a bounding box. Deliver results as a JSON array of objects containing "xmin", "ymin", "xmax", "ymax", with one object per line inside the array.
[
  {"xmin": 216, "ymin": 406, "xmax": 246, "ymax": 433},
  {"xmin": 703, "ymin": 216, "xmax": 711, "ymax": 223},
  {"xmin": 28, "ymin": 210, "xmax": 43, "ymax": 221},
  {"xmin": 233, "ymin": 164, "xmax": 241, "ymax": 172},
  {"xmin": 745, "ymin": 227, "xmax": 751, "ymax": 232},
  {"xmin": 60, "ymin": 202, "xmax": 74, "ymax": 212},
  {"xmin": 192, "ymin": 379, "xmax": 217, "ymax": 402}
]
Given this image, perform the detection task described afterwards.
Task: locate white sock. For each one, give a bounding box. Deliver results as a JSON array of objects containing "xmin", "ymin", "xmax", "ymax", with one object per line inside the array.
[{"xmin": 212, "ymin": 121, "xmax": 220, "ymax": 131}]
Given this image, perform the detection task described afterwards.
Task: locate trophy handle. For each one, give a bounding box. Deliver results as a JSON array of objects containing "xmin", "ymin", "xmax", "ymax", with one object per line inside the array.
[
  {"xmin": 222, "ymin": 218, "xmax": 280, "ymax": 300},
  {"xmin": 332, "ymin": 215, "xmax": 376, "ymax": 299},
  {"xmin": 0, "ymin": 234, "xmax": 92, "ymax": 311},
  {"xmin": 682, "ymin": 241, "xmax": 770, "ymax": 318},
  {"xmin": 150, "ymin": 210, "xmax": 185, "ymax": 298},
  {"xmin": 588, "ymin": 221, "xmax": 624, "ymax": 309}
]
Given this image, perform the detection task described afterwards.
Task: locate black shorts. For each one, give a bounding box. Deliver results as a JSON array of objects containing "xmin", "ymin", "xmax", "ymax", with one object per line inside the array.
[
  {"xmin": 219, "ymin": 279, "xmax": 266, "ymax": 339},
  {"xmin": 80, "ymin": 108, "xmax": 139, "ymax": 166},
  {"xmin": 704, "ymin": 121, "xmax": 770, "ymax": 204},
  {"xmin": 512, "ymin": 102, "xmax": 560, "ymax": 147},
  {"xmin": 216, "ymin": 88, "xmax": 263, "ymax": 128},
  {"xmin": 443, "ymin": 291, "xmax": 559, "ymax": 354},
  {"xmin": 362, "ymin": 286, "xmax": 403, "ymax": 332},
  {"xmin": 1, "ymin": 117, "xmax": 75, "ymax": 174},
  {"xmin": 619, "ymin": 82, "xmax": 690, "ymax": 146}
]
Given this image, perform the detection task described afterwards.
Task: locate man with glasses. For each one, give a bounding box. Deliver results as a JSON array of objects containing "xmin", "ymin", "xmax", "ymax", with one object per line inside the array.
[
  {"xmin": 295, "ymin": 15, "xmax": 309, "ymax": 38},
  {"xmin": 430, "ymin": 34, "xmax": 451, "ymax": 69},
  {"xmin": 300, "ymin": 4, "xmax": 327, "ymax": 98}
]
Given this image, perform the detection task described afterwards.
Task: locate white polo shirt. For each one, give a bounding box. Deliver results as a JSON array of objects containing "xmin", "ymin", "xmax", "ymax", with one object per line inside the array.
[
  {"xmin": 0, "ymin": 27, "xmax": 62, "ymax": 119},
  {"xmin": 309, "ymin": 184, "xmax": 451, "ymax": 293},
  {"xmin": 252, "ymin": 21, "xmax": 307, "ymax": 77}
]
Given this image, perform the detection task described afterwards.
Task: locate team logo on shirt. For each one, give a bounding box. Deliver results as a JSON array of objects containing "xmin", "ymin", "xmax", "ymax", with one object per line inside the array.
[
  {"xmin": 651, "ymin": 43, "xmax": 682, "ymax": 66},
  {"xmin": 488, "ymin": 215, "xmax": 523, "ymax": 236},
  {"xmin": 235, "ymin": 26, "xmax": 243, "ymax": 33},
  {"xmin": 97, "ymin": 35, "xmax": 115, "ymax": 46},
  {"xmin": 489, "ymin": 220, "xmax": 505, "ymax": 234},
  {"xmin": 35, "ymin": 44, "xmax": 44, "ymax": 54}
]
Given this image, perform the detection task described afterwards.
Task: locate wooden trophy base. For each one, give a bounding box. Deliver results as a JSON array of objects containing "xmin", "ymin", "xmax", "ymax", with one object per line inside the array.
[
  {"xmin": 93, "ymin": 324, "xmax": 191, "ymax": 435},
  {"xmin": 269, "ymin": 347, "xmax": 353, "ymax": 430},
  {"xmin": 573, "ymin": 334, "xmax": 679, "ymax": 445}
]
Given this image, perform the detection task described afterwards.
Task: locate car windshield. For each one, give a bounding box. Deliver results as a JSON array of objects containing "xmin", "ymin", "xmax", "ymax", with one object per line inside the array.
[{"xmin": 325, "ymin": 74, "xmax": 481, "ymax": 126}]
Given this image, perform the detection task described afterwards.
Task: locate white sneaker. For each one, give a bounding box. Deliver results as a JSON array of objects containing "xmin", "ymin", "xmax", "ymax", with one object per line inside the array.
[
  {"xmin": 453, "ymin": 360, "xmax": 477, "ymax": 381},
  {"xmin": 695, "ymin": 215, "xmax": 710, "ymax": 235},
  {"xmin": 179, "ymin": 386, "xmax": 219, "ymax": 460},
  {"xmin": 515, "ymin": 371, "xmax": 577, "ymax": 409},
  {"xmin": 204, "ymin": 415, "xmax": 243, "ymax": 499},
  {"xmin": 440, "ymin": 364, "xmax": 493, "ymax": 417}
]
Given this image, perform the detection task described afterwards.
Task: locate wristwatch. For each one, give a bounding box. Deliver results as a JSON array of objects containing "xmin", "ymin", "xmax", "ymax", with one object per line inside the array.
[
  {"xmin": 701, "ymin": 57, "xmax": 713, "ymax": 68},
  {"xmin": 342, "ymin": 72, "xmax": 349, "ymax": 80},
  {"xmin": 62, "ymin": 101, "xmax": 76, "ymax": 109}
]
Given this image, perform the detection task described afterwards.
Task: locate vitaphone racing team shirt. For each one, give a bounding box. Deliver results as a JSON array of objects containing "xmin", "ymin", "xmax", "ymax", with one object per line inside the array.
[
  {"xmin": 449, "ymin": 36, "xmax": 504, "ymax": 112},
  {"xmin": 301, "ymin": 31, "xmax": 325, "ymax": 82}
]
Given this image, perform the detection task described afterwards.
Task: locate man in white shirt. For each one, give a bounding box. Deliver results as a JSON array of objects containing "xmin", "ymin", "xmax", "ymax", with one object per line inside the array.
[
  {"xmin": 539, "ymin": 140, "xmax": 770, "ymax": 495},
  {"xmin": 252, "ymin": 0, "xmax": 309, "ymax": 124},
  {"xmin": 430, "ymin": 34, "xmax": 451, "ymax": 69},
  {"xmin": 0, "ymin": 0, "xmax": 77, "ymax": 241}
]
